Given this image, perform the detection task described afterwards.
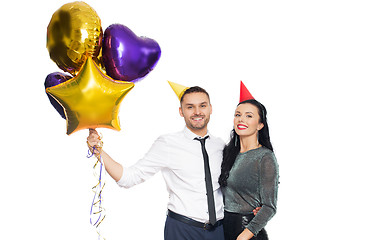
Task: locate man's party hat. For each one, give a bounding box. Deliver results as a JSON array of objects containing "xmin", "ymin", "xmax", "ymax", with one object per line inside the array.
[{"xmin": 168, "ymin": 81, "xmax": 189, "ymax": 101}]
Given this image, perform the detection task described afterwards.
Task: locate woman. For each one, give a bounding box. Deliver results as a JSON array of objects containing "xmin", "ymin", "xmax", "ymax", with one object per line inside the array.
[{"xmin": 219, "ymin": 98, "xmax": 279, "ymax": 240}]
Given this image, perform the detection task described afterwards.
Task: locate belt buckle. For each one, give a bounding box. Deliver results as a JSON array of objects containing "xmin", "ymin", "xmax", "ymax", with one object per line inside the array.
[{"xmin": 203, "ymin": 222, "xmax": 212, "ymax": 230}]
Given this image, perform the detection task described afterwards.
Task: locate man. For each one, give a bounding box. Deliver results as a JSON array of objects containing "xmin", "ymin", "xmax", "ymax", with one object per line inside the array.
[{"xmin": 87, "ymin": 84, "xmax": 259, "ymax": 239}]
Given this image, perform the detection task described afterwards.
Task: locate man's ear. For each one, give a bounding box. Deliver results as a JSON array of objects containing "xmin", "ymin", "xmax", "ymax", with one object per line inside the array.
[{"xmin": 179, "ymin": 107, "xmax": 184, "ymax": 117}]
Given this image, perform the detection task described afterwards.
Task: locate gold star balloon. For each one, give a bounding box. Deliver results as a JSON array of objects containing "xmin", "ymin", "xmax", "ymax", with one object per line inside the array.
[{"xmin": 46, "ymin": 57, "xmax": 134, "ymax": 135}]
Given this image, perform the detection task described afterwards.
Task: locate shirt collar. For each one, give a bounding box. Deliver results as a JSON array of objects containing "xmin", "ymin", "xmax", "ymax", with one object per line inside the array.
[{"xmin": 183, "ymin": 126, "xmax": 210, "ymax": 140}]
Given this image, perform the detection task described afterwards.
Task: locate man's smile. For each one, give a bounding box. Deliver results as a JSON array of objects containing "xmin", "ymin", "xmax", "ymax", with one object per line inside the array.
[{"xmin": 191, "ymin": 116, "xmax": 204, "ymax": 121}]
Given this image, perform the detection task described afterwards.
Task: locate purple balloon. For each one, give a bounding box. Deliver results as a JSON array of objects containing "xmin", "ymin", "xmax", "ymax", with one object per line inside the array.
[
  {"xmin": 102, "ymin": 24, "xmax": 161, "ymax": 82},
  {"xmin": 44, "ymin": 72, "xmax": 72, "ymax": 119}
]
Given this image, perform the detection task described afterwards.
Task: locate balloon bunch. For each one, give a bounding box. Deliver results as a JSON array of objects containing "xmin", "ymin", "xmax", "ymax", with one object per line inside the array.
[
  {"xmin": 44, "ymin": 2, "xmax": 161, "ymax": 239},
  {"xmin": 45, "ymin": 1, "xmax": 161, "ymax": 135}
]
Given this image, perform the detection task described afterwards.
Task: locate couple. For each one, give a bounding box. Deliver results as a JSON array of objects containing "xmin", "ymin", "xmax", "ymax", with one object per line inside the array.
[{"xmin": 87, "ymin": 81, "xmax": 279, "ymax": 240}]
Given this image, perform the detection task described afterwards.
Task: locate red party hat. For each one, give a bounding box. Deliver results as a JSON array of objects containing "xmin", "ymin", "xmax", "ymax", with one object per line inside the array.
[{"xmin": 239, "ymin": 81, "xmax": 255, "ymax": 102}]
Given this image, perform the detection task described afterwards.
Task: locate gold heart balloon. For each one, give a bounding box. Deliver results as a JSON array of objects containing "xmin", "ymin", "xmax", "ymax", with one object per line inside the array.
[
  {"xmin": 47, "ymin": 1, "xmax": 103, "ymax": 76},
  {"xmin": 46, "ymin": 57, "xmax": 134, "ymax": 135}
]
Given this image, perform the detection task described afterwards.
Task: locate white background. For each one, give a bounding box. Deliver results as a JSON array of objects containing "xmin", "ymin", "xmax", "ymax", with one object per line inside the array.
[{"xmin": 1, "ymin": 0, "xmax": 374, "ymax": 239}]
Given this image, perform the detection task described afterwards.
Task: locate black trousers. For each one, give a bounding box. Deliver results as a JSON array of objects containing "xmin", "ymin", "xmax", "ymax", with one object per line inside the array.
[{"xmin": 223, "ymin": 211, "xmax": 268, "ymax": 240}]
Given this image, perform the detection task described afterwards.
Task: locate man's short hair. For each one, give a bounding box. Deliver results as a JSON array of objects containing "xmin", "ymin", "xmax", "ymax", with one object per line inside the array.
[{"xmin": 180, "ymin": 86, "xmax": 210, "ymax": 103}]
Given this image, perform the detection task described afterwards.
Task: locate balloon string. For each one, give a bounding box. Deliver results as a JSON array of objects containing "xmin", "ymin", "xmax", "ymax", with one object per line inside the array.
[{"xmin": 87, "ymin": 146, "xmax": 106, "ymax": 240}]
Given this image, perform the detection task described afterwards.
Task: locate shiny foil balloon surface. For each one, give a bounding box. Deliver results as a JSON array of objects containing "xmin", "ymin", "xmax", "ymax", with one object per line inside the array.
[
  {"xmin": 46, "ymin": 57, "xmax": 134, "ymax": 135},
  {"xmin": 102, "ymin": 24, "xmax": 161, "ymax": 82},
  {"xmin": 47, "ymin": 2, "xmax": 103, "ymax": 75},
  {"xmin": 44, "ymin": 72, "xmax": 73, "ymax": 119}
]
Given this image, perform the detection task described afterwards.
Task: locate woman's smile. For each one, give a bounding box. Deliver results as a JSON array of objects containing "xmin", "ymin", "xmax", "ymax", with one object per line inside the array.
[{"xmin": 236, "ymin": 124, "xmax": 248, "ymax": 130}]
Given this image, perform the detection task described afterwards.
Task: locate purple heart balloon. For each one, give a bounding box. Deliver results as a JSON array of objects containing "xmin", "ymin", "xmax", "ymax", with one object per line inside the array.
[
  {"xmin": 102, "ymin": 24, "xmax": 161, "ymax": 82},
  {"xmin": 44, "ymin": 72, "xmax": 72, "ymax": 119}
]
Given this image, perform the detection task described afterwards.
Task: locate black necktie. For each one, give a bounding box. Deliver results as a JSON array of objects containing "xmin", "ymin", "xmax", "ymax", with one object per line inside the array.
[{"xmin": 194, "ymin": 136, "xmax": 217, "ymax": 225}]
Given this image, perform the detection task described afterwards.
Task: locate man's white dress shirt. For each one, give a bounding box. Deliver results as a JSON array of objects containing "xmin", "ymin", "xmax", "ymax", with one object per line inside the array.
[{"xmin": 117, "ymin": 127, "xmax": 225, "ymax": 223}]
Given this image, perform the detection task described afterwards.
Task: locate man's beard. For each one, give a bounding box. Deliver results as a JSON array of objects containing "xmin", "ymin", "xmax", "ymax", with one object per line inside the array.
[{"xmin": 186, "ymin": 115, "xmax": 209, "ymax": 130}]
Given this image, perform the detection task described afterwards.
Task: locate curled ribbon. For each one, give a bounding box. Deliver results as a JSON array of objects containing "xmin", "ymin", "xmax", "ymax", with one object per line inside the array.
[{"xmin": 87, "ymin": 144, "xmax": 106, "ymax": 240}]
